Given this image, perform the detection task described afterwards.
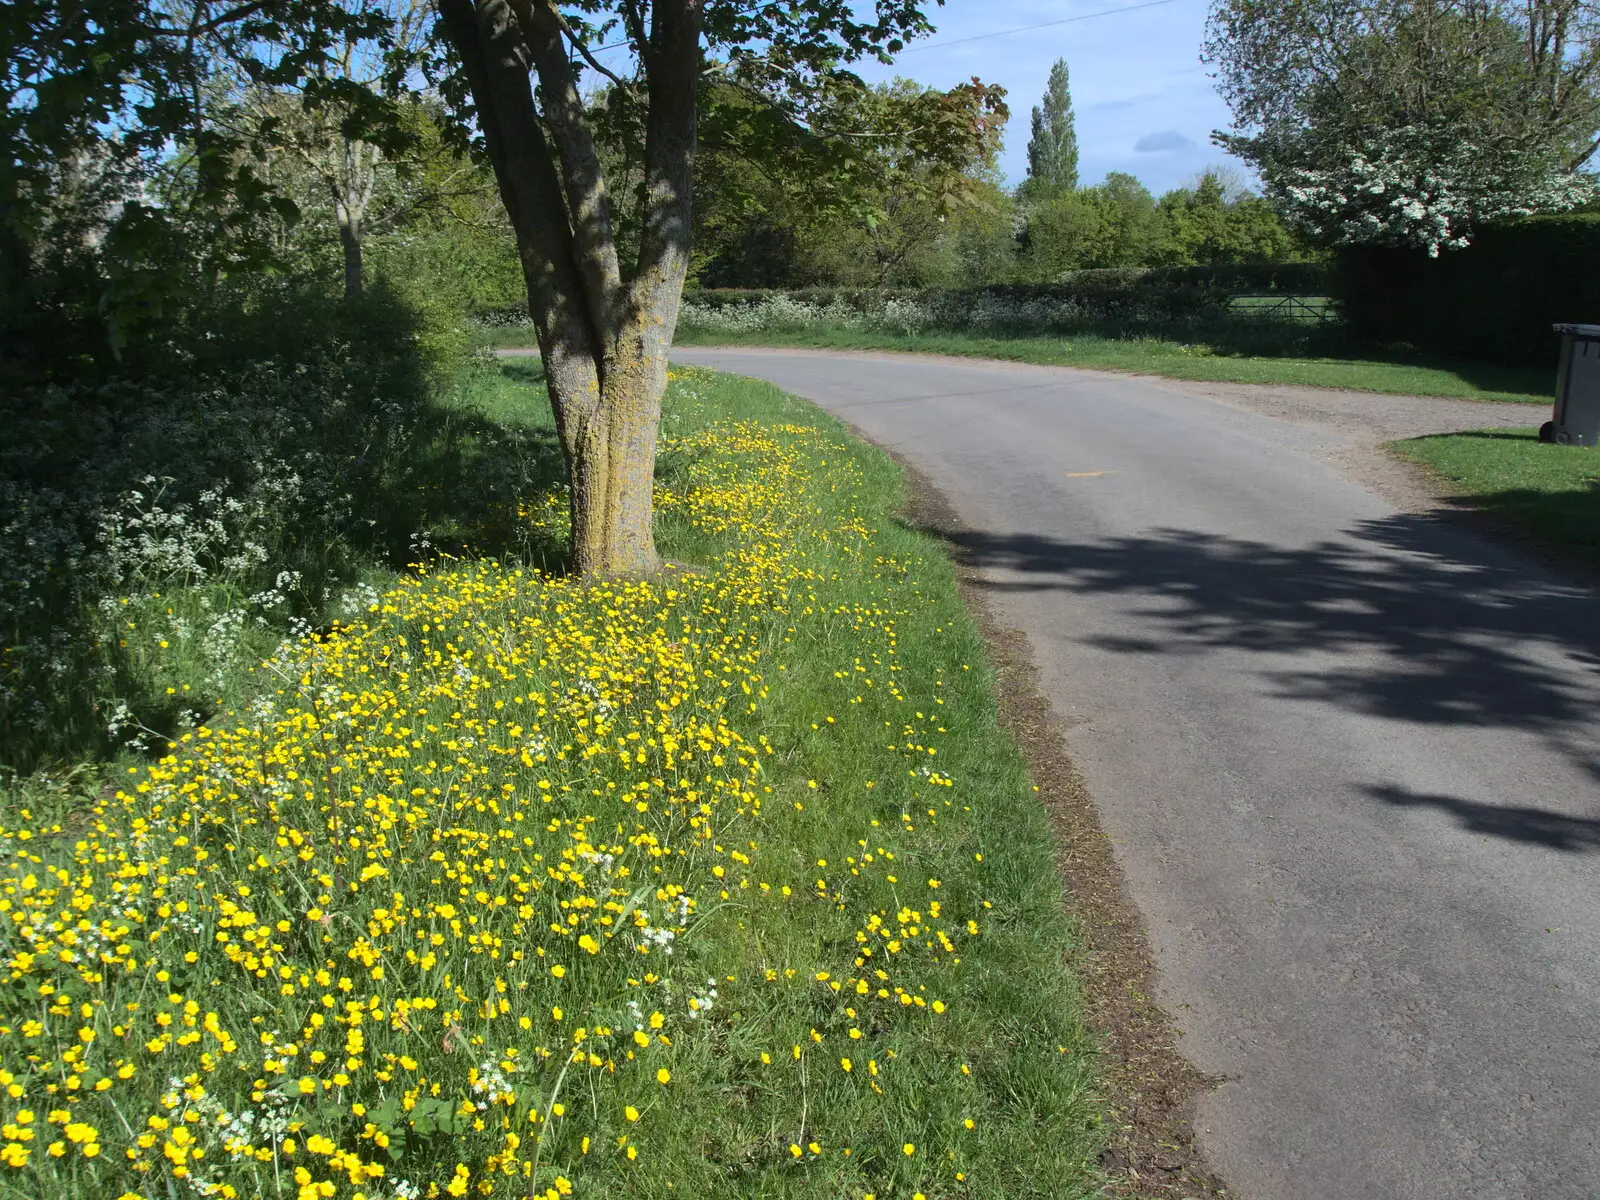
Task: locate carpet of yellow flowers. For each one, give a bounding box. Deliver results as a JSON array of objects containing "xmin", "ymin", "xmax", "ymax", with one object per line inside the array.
[{"xmin": 0, "ymin": 369, "xmax": 1100, "ymax": 1199}]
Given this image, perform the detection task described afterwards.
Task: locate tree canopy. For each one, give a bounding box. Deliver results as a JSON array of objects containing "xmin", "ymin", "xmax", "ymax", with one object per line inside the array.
[{"xmin": 1204, "ymin": 0, "xmax": 1600, "ymax": 253}]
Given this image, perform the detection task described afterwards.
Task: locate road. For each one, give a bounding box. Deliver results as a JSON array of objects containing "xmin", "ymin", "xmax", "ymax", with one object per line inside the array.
[{"xmin": 672, "ymin": 347, "xmax": 1600, "ymax": 1200}]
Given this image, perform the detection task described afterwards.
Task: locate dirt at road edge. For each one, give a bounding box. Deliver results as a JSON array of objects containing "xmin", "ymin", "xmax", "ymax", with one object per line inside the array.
[{"xmin": 894, "ymin": 454, "xmax": 1231, "ymax": 1200}]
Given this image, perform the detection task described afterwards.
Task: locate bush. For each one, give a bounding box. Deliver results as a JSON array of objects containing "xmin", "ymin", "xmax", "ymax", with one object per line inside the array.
[
  {"xmin": 0, "ymin": 281, "xmax": 464, "ymax": 771},
  {"xmin": 1334, "ymin": 215, "xmax": 1600, "ymax": 365},
  {"xmin": 664, "ymin": 266, "xmax": 1327, "ymax": 339}
]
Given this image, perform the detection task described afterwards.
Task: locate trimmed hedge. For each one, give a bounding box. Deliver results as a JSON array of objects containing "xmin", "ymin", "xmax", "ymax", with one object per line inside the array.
[
  {"xmin": 684, "ymin": 264, "xmax": 1327, "ymax": 315},
  {"xmin": 1335, "ymin": 215, "xmax": 1600, "ymax": 365},
  {"xmin": 472, "ymin": 263, "xmax": 1328, "ymax": 328}
]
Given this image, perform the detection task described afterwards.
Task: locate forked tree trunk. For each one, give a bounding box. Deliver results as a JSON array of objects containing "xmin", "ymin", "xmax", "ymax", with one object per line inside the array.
[{"xmin": 440, "ymin": 0, "xmax": 698, "ymax": 576}]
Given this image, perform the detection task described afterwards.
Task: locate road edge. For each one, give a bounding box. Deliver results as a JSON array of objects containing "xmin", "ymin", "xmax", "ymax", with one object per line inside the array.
[
  {"xmin": 667, "ymin": 339, "xmax": 1548, "ymax": 406},
  {"xmin": 889, "ymin": 447, "xmax": 1232, "ymax": 1200}
]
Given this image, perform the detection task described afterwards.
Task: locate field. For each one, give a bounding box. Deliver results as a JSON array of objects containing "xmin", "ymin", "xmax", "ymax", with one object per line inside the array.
[
  {"xmin": 1388, "ymin": 428, "xmax": 1600, "ymax": 571},
  {"xmin": 0, "ymin": 364, "xmax": 1104, "ymax": 1200}
]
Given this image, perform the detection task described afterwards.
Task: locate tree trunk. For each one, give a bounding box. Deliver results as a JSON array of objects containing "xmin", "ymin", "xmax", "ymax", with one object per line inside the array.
[
  {"xmin": 331, "ymin": 135, "xmax": 376, "ymax": 301},
  {"xmin": 337, "ymin": 206, "xmax": 363, "ymax": 299},
  {"xmin": 437, "ymin": 0, "xmax": 698, "ymax": 576},
  {"xmin": 562, "ymin": 341, "xmax": 665, "ymax": 574}
]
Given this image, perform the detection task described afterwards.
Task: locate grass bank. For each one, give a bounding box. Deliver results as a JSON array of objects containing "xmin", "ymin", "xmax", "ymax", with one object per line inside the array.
[
  {"xmin": 478, "ymin": 304, "xmax": 1553, "ymax": 404},
  {"xmin": 667, "ymin": 327, "xmax": 1551, "ymax": 405},
  {"xmin": 1388, "ymin": 428, "xmax": 1600, "ymax": 572},
  {"xmin": 0, "ymin": 364, "xmax": 1103, "ymax": 1199}
]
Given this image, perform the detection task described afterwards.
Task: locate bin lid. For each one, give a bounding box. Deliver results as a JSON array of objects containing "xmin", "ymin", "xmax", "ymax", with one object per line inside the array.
[{"xmin": 1553, "ymin": 322, "xmax": 1600, "ymax": 337}]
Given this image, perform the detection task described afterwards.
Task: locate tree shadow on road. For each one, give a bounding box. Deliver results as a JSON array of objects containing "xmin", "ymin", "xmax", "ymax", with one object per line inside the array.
[
  {"xmin": 922, "ymin": 512, "xmax": 1600, "ymax": 789},
  {"xmin": 1367, "ymin": 784, "xmax": 1600, "ymax": 853}
]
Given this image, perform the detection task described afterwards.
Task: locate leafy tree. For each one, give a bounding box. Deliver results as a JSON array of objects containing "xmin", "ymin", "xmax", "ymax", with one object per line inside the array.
[
  {"xmin": 1017, "ymin": 189, "xmax": 1103, "ymax": 277},
  {"xmin": 1204, "ymin": 0, "xmax": 1600, "ymax": 253},
  {"xmin": 10, "ymin": 0, "xmax": 973, "ymax": 572},
  {"xmin": 1089, "ymin": 172, "xmax": 1164, "ymax": 264},
  {"xmin": 232, "ymin": 0, "xmax": 435, "ymax": 297},
  {"xmin": 430, "ymin": 2, "xmax": 962, "ymax": 573},
  {"xmin": 813, "ymin": 78, "xmax": 1008, "ymax": 285},
  {"xmin": 942, "ymin": 181, "xmax": 1020, "ymax": 284},
  {"xmin": 1021, "ymin": 172, "xmax": 1164, "ymax": 275},
  {"xmin": 642, "ymin": 74, "xmax": 1007, "ymax": 288},
  {"xmin": 238, "ymin": 89, "xmax": 513, "ymax": 300},
  {"xmin": 1, "ymin": 0, "xmax": 405, "ymax": 366},
  {"xmin": 1022, "ymin": 57, "xmax": 1079, "ymax": 199},
  {"xmin": 1155, "ymin": 168, "xmax": 1300, "ymax": 264}
]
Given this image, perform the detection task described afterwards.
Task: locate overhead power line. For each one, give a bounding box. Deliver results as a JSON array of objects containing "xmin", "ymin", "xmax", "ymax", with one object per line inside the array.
[
  {"xmin": 584, "ymin": 0, "xmax": 1185, "ymax": 60},
  {"xmin": 897, "ymin": 0, "xmax": 1184, "ymax": 54}
]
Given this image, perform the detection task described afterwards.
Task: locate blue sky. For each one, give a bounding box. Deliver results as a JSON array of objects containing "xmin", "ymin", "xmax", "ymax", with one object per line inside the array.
[{"xmin": 850, "ymin": 0, "xmax": 1252, "ymax": 196}]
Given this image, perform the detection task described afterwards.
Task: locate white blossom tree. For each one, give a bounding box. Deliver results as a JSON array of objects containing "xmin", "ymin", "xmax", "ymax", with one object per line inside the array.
[
  {"xmin": 1205, "ymin": 0, "xmax": 1600, "ymax": 251},
  {"xmin": 1272, "ymin": 126, "xmax": 1596, "ymax": 255}
]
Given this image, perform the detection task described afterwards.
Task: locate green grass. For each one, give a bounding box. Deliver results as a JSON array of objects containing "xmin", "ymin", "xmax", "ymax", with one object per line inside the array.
[
  {"xmin": 1389, "ymin": 428, "xmax": 1600, "ymax": 570},
  {"xmin": 666, "ymin": 326, "xmax": 1552, "ymax": 404},
  {"xmin": 1, "ymin": 361, "xmax": 1105, "ymax": 1199}
]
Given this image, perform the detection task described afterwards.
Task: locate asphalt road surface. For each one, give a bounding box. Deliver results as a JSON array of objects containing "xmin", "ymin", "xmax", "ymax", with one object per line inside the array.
[{"xmin": 672, "ymin": 347, "xmax": 1600, "ymax": 1200}]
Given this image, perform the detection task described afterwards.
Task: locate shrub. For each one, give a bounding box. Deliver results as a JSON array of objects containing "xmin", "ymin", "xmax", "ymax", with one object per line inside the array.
[
  {"xmin": 666, "ymin": 267, "xmax": 1327, "ymax": 340},
  {"xmin": 0, "ymin": 282, "xmax": 459, "ymax": 771}
]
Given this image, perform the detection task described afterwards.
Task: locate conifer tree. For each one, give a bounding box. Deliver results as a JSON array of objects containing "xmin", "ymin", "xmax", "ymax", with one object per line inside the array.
[{"xmin": 1024, "ymin": 58, "xmax": 1079, "ymax": 198}]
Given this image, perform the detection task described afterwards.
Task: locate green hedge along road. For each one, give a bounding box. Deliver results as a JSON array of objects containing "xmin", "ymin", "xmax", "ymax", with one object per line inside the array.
[{"xmin": 671, "ymin": 347, "xmax": 1600, "ymax": 1200}]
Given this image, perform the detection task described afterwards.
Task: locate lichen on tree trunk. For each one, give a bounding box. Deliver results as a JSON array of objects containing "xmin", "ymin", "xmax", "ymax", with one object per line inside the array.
[{"xmin": 562, "ymin": 351, "xmax": 666, "ymax": 576}]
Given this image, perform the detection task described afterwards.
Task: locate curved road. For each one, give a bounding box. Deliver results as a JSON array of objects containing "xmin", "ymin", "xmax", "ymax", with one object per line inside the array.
[{"xmin": 673, "ymin": 348, "xmax": 1600, "ymax": 1200}]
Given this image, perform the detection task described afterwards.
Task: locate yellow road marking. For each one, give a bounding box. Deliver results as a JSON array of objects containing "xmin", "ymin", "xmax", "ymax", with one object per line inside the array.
[{"xmin": 1064, "ymin": 471, "xmax": 1111, "ymax": 477}]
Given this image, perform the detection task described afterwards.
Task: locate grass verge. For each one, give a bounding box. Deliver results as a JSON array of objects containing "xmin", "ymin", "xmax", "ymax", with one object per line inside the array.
[
  {"xmin": 0, "ymin": 364, "xmax": 1103, "ymax": 1199},
  {"xmin": 1388, "ymin": 428, "xmax": 1600, "ymax": 571},
  {"xmin": 664, "ymin": 327, "xmax": 1551, "ymax": 404}
]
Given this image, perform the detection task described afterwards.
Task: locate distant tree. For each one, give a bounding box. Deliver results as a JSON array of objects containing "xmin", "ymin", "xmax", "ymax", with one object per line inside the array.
[
  {"xmin": 1022, "ymin": 58, "xmax": 1079, "ymax": 199},
  {"xmin": 1020, "ymin": 171, "xmax": 1164, "ymax": 274},
  {"xmin": 1018, "ymin": 189, "xmax": 1104, "ymax": 276},
  {"xmin": 944, "ymin": 181, "xmax": 1020, "ymax": 285},
  {"xmin": 235, "ymin": 0, "xmax": 433, "ymax": 298},
  {"xmin": 1091, "ymin": 172, "xmax": 1163, "ymax": 264},
  {"xmin": 674, "ymin": 76, "xmax": 1008, "ymax": 288},
  {"xmin": 834, "ymin": 79, "xmax": 1009, "ymax": 285},
  {"xmin": 1155, "ymin": 168, "xmax": 1301, "ymax": 264},
  {"xmin": 1204, "ymin": 0, "xmax": 1600, "ymax": 254}
]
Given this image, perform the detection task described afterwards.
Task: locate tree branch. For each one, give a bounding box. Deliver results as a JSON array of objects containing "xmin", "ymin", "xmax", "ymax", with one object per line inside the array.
[
  {"xmin": 437, "ymin": 0, "xmax": 603, "ymax": 420},
  {"xmin": 620, "ymin": 0, "xmax": 650, "ymax": 63},
  {"xmin": 141, "ymin": 0, "xmax": 276, "ymax": 37},
  {"xmin": 556, "ymin": 12, "xmax": 629, "ymax": 87},
  {"xmin": 510, "ymin": 0, "xmax": 625, "ymax": 338},
  {"xmin": 630, "ymin": 0, "xmax": 701, "ymax": 325}
]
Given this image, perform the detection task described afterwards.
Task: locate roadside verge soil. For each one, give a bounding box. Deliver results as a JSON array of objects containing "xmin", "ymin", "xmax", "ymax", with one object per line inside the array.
[{"xmin": 894, "ymin": 453, "xmax": 1231, "ymax": 1200}]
